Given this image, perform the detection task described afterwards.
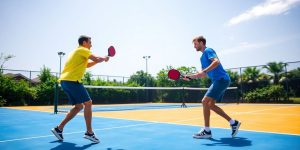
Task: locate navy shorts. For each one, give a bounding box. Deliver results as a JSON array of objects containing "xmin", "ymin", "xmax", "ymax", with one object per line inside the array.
[
  {"xmin": 60, "ymin": 81, "xmax": 91, "ymax": 105},
  {"xmin": 205, "ymin": 78, "xmax": 230, "ymax": 102}
]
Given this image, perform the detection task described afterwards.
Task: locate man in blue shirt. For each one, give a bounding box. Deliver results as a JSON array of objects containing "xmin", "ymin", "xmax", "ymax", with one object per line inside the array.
[{"xmin": 185, "ymin": 36, "xmax": 241, "ymax": 139}]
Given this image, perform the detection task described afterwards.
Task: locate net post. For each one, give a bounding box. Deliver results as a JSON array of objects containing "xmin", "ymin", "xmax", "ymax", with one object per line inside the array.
[
  {"xmin": 239, "ymin": 67, "xmax": 243, "ymax": 102},
  {"xmin": 53, "ymin": 82, "xmax": 58, "ymax": 114},
  {"xmin": 236, "ymin": 87, "xmax": 239, "ymax": 104},
  {"xmin": 181, "ymin": 87, "xmax": 187, "ymax": 108}
]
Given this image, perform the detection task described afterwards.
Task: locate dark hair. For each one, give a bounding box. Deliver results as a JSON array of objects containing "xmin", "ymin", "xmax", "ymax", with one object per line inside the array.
[
  {"xmin": 193, "ymin": 36, "xmax": 206, "ymax": 45},
  {"xmin": 78, "ymin": 35, "xmax": 91, "ymax": 45}
]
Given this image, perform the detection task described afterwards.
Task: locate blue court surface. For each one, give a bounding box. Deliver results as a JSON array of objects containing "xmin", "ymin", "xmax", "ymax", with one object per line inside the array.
[{"xmin": 0, "ymin": 107, "xmax": 299, "ymax": 150}]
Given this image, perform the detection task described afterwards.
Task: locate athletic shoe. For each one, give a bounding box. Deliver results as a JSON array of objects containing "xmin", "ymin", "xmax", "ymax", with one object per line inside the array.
[
  {"xmin": 83, "ymin": 132, "xmax": 100, "ymax": 143},
  {"xmin": 51, "ymin": 126, "xmax": 63, "ymax": 141},
  {"xmin": 193, "ymin": 129, "xmax": 212, "ymax": 139},
  {"xmin": 231, "ymin": 120, "xmax": 241, "ymax": 137}
]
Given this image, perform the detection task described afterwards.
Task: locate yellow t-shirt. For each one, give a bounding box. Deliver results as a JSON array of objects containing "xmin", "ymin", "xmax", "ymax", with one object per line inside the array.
[{"xmin": 58, "ymin": 46, "xmax": 91, "ymax": 82}]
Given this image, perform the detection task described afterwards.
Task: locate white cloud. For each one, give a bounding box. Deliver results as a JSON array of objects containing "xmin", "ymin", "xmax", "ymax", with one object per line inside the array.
[
  {"xmin": 219, "ymin": 34, "xmax": 299, "ymax": 55},
  {"xmin": 227, "ymin": 0, "xmax": 300, "ymax": 26},
  {"xmin": 219, "ymin": 42, "xmax": 269, "ymax": 55}
]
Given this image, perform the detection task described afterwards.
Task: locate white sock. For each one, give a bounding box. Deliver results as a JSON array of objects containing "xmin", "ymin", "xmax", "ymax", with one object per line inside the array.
[
  {"xmin": 229, "ymin": 119, "xmax": 235, "ymax": 125},
  {"xmin": 204, "ymin": 127, "xmax": 211, "ymax": 132}
]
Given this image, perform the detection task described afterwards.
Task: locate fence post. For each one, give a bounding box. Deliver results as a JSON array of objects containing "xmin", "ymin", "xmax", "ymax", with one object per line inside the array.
[
  {"xmin": 284, "ymin": 63, "xmax": 289, "ymax": 101},
  {"xmin": 239, "ymin": 67, "xmax": 243, "ymax": 102},
  {"xmin": 53, "ymin": 77, "xmax": 59, "ymax": 114}
]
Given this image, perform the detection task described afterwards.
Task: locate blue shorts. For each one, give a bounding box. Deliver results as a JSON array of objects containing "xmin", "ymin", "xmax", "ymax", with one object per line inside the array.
[
  {"xmin": 205, "ymin": 78, "xmax": 230, "ymax": 102},
  {"xmin": 60, "ymin": 81, "xmax": 91, "ymax": 105}
]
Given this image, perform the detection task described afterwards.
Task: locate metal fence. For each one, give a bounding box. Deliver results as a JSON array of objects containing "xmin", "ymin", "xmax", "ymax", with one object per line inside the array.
[
  {"xmin": 226, "ymin": 61, "xmax": 300, "ymax": 102},
  {"xmin": 0, "ymin": 69, "xmax": 130, "ymax": 84},
  {"xmin": 1, "ymin": 60, "xmax": 300, "ymax": 102},
  {"xmin": 91, "ymin": 74, "xmax": 130, "ymax": 84}
]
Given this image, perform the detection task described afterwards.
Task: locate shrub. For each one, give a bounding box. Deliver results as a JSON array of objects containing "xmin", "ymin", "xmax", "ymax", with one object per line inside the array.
[
  {"xmin": 0, "ymin": 75, "xmax": 36, "ymax": 106},
  {"xmin": 0, "ymin": 96, "xmax": 6, "ymax": 106},
  {"xmin": 244, "ymin": 85, "xmax": 286, "ymax": 103},
  {"xmin": 34, "ymin": 79, "xmax": 56, "ymax": 105}
]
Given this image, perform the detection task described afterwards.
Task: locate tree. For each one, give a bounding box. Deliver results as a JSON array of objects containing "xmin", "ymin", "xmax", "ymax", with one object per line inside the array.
[
  {"xmin": 227, "ymin": 70, "xmax": 239, "ymax": 86},
  {"xmin": 175, "ymin": 66, "xmax": 202, "ymax": 87},
  {"xmin": 0, "ymin": 53, "xmax": 15, "ymax": 74},
  {"xmin": 286, "ymin": 67, "xmax": 300, "ymax": 97},
  {"xmin": 287, "ymin": 67, "xmax": 300, "ymax": 78},
  {"xmin": 83, "ymin": 71, "xmax": 92, "ymax": 85},
  {"xmin": 243, "ymin": 67, "xmax": 261, "ymax": 83},
  {"xmin": 156, "ymin": 66, "xmax": 202, "ymax": 87},
  {"xmin": 0, "ymin": 74, "xmax": 36, "ymax": 106},
  {"xmin": 127, "ymin": 70, "xmax": 155, "ymax": 87},
  {"xmin": 156, "ymin": 66, "xmax": 173, "ymax": 87},
  {"xmin": 35, "ymin": 66, "xmax": 56, "ymax": 105},
  {"xmin": 38, "ymin": 65, "xmax": 55, "ymax": 83},
  {"xmin": 264, "ymin": 62, "xmax": 285, "ymax": 84}
]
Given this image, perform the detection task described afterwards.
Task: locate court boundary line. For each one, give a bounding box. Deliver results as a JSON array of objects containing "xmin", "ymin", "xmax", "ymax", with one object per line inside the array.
[
  {"xmin": 0, "ymin": 122, "xmax": 156, "ymax": 143},
  {"xmin": 235, "ymin": 105, "xmax": 299, "ymax": 114}
]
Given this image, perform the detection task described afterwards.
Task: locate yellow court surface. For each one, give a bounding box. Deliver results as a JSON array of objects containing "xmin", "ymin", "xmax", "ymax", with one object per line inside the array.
[
  {"xmin": 8, "ymin": 103, "xmax": 300, "ymax": 135},
  {"xmin": 91, "ymin": 104, "xmax": 300, "ymax": 135}
]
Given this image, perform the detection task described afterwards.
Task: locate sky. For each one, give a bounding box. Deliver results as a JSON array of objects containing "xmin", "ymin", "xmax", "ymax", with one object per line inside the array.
[{"xmin": 1, "ymin": 0, "xmax": 300, "ymax": 79}]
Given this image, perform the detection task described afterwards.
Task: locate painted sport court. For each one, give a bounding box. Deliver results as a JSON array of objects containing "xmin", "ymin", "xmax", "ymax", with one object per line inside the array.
[{"xmin": 0, "ymin": 103, "xmax": 299, "ymax": 150}]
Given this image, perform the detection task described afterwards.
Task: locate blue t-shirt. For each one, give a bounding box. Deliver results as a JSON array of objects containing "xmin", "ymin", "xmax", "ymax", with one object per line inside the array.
[{"xmin": 200, "ymin": 47, "xmax": 230, "ymax": 82}]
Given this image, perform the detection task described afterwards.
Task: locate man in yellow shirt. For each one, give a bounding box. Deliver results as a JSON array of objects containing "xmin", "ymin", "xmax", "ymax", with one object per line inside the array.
[{"xmin": 51, "ymin": 35, "xmax": 108, "ymax": 143}]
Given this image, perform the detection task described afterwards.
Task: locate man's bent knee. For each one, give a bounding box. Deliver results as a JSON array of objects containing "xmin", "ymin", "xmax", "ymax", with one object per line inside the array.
[
  {"xmin": 83, "ymin": 100, "xmax": 92, "ymax": 106},
  {"xmin": 74, "ymin": 103, "xmax": 84, "ymax": 110},
  {"xmin": 202, "ymin": 96, "xmax": 215, "ymax": 108}
]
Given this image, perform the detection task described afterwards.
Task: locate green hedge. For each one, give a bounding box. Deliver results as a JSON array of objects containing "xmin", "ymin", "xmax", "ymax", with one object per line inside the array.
[{"xmin": 244, "ymin": 85, "xmax": 287, "ymax": 103}]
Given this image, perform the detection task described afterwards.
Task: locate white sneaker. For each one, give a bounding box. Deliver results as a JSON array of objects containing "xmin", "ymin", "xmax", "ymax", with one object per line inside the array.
[
  {"xmin": 83, "ymin": 132, "xmax": 100, "ymax": 143},
  {"xmin": 193, "ymin": 129, "xmax": 212, "ymax": 139}
]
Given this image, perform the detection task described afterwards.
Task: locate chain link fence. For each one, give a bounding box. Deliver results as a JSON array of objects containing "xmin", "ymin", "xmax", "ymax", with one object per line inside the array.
[
  {"xmin": 227, "ymin": 61, "xmax": 300, "ymax": 103},
  {"xmin": 0, "ymin": 69, "xmax": 129, "ymax": 84}
]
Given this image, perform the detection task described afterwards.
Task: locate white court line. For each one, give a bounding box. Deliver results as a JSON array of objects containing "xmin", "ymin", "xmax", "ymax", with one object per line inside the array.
[
  {"xmin": 90, "ymin": 112, "xmax": 300, "ymax": 137},
  {"xmin": 234, "ymin": 105, "xmax": 298, "ymax": 114},
  {"xmin": 189, "ymin": 105, "xmax": 300, "ymax": 115},
  {"xmin": 90, "ymin": 105, "xmax": 300, "ymax": 135},
  {"xmin": 242, "ymin": 112, "xmax": 300, "ymax": 116},
  {"xmin": 2, "ymin": 107, "xmax": 53, "ymax": 114},
  {"xmin": 0, "ymin": 122, "xmax": 156, "ymax": 143},
  {"xmin": 0, "ymin": 134, "xmax": 55, "ymax": 143}
]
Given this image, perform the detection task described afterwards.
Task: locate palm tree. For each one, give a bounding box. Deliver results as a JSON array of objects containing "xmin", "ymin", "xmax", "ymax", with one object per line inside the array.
[
  {"xmin": 287, "ymin": 67, "xmax": 300, "ymax": 78},
  {"xmin": 0, "ymin": 53, "xmax": 15, "ymax": 74},
  {"xmin": 243, "ymin": 67, "xmax": 261, "ymax": 83},
  {"xmin": 264, "ymin": 62, "xmax": 285, "ymax": 84},
  {"xmin": 227, "ymin": 70, "xmax": 239, "ymax": 86}
]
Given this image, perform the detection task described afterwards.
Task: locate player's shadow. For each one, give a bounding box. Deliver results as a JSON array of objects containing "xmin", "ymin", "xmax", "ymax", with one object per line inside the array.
[
  {"xmin": 50, "ymin": 140, "xmax": 97, "ymax": 150},
  {"xmin": 203, "ymin": 137, "xmax": 252, "ymax": 147}
]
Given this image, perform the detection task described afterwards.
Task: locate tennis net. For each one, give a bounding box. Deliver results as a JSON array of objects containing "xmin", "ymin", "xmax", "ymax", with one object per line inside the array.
[{"xmin": 53, "ymin": 85, "xmax": 238, "ymax": 113}]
